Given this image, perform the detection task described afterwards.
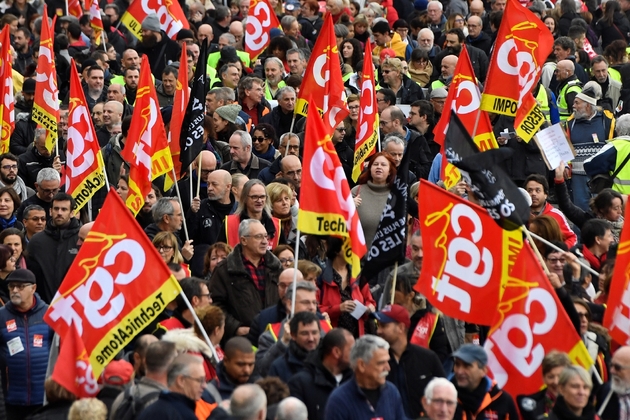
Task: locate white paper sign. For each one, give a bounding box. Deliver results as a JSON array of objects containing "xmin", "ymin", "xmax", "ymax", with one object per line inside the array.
[
  {"xmin": 350, "ymin": 300, "xmax": 368, "ymax": 320},
  {"xmin": 534, "ymin": 123, "xmax": 576, "ymax": 170}
]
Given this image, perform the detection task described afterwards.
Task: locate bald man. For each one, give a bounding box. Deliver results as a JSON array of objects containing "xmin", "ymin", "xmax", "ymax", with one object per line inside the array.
[
  {"xmin": 556, "ymin": 59, "xmax": 582, "ymax": 120},
  {"xmin": 177, "ymin": 150, "xmax": 217, "ymax": 215},
  {"xmin": 279, "ymin": 154, "xmax": 302, "ymax": 189},
  {"xmin": 97, "ymin": 101, "xmax": 124, "ymax": 147},
  {"xmin": 229, "ymin": 21, "xmax": 244, "ymax": 48},
  {"xmin": 188, "ymin": 168, "xmax": 234, "ymax": 247},
  {"xmin": 197, "ymin": 24, "xmax": 215, "ymax": 47},
  {"xmin": 431, "ymin": 54, "xmax": 458, "ymax": 91}
]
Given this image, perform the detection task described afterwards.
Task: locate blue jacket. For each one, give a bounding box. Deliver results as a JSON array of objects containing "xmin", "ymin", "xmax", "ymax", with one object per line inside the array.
[
  {"xmin": 0, "ymin": 294, "xmax": 51, "ymax": 406},
  {"xmin": 268, "ymin": 345, "xmax": 307, "ymax": 383},
  {"xmin": 324, "ymin": 377, "xmax": 408, "ymax": 420}
]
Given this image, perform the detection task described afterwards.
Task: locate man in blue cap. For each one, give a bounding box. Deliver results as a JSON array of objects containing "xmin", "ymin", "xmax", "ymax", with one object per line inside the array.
[{"xmin": 451, "ymin": 344, "xmax": 519, "ymax": 419}]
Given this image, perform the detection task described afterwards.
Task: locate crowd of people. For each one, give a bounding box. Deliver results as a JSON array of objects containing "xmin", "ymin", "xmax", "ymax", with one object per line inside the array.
[{"xmin": 0, "ymin": 0, "xmax": 629, "ymax": 418}]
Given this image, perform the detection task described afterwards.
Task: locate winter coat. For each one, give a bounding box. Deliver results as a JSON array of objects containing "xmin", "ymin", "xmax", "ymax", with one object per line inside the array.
[
  {"xmin": 595, "ymin": 13, "xmax": 630, "ymax": 49},
  {"xmin": 109, "ymin": 376, "xmax": 168, "ymax": 420},
  {"xmin": 554, "ymin": 179, "xmax": 597, "ymax": 230},
  {"xmin": 220, "ymin": 154, "xmax": 272, "ymax": 179},
  {"xmin": 324, "ymin": 378, "xmax": 407, "ymax": 420},
  {"xmin": 433, "ymin": 44, "xmax": 489, "ymax": 84},
  {"xmin": 210, "ymin": 361, "xmax": 260, "ymax": 400},
  {"xmin": 187, "ymin": 195, "xmax": 236, "ymax": 247},
  {"xmin": 26, "ymin": 218, "xmax": 81, "ymax": 303},
  {"xmin": 25, "ymin": 400, "xmax": 72, "ymax": 420},
  {"xmin": 558, "ymin": 12, "xmax": 581, "ymax": 36},
  {"xmin": 10, "ymin": 115, "xmax": 36, "ymax": 157},
  {"xmin": 246, "ymin": 300, "xmax": 286, "ymax": 345},
  {"xmin": 0, "ymin": 295, "xmax": 51, "ymax": 407},
  {"xmin": 17, "ymin": 144, "xmax": 66, "ymax": 191},
  {"xmin": 267, "ymin": 343, "xmax": 310, "ymax": 383},
  {"xmin": 547, "ymin": 395, "xmax": 598, "ymax": 420},
  {"xmin": 453, "ymin": 376, "xmax": 519, "ymax": 420},
  {"xmin": 136, "ymin": 391, "xmax": 198, "ymax": 420},
  {"xmin": 406, "ymin": 129, "xmax": 434, "ymax": 181},
  {"xmin": 381, "ymin": 74, "xmax": 424, "ymax": 105},
  {"xmin": 288, "ymin": 354, "xmax": 353, "ymax": 420},
  {"xmin": 162, "ymin": 328, "xmax": 217, "ymax": 381},
  {"xmin": 209, "ymin": 245, "xmax": 283, "ymax": 340},
  {"xmin": 135, "ymin": 32, "xmax": 182, "ymax": 81}
]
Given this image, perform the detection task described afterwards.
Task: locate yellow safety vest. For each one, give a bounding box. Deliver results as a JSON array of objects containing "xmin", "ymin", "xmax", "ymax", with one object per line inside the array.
[
  {"xmin": 557, "ymin": 79, "xmax": 582, "ymax": 120},
  {"xmin": 612, "ymin": 139, "xmax": 630, "ymax": 194},
  {"xmin": 265, "ymin": 80, "xmax": 286, "ymax": 101},
  {"xmin": 536, "ymin": 85, "xmax": 550, "ymax": 122}
]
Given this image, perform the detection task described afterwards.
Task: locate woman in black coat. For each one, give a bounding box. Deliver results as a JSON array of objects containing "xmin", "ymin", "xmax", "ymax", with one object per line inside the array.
[
  {"xmin": 558, "ymin": 0, "xmax": 581, "ymax": 36},
  {"xmin": 595, "ymin": 0, "xmax": 630, "ymax": 50},
  {"xmin": 547, "ymin": 366, "xmax": 598, "ymax": 420}
]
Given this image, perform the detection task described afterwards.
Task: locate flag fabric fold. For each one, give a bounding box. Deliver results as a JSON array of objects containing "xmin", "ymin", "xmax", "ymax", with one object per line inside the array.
[
  {"xmin": 51, "ymin": 324, "xmax": 99, "ymax": 398},
  {"xmin": 479, "ymin": 0, "xmax": 554, "ymax": 142},
  {"xmin": 179, "ymin": 39, "xmax": 210, "ymax": 176},
  {"xmin": 44, "ymin": 189, "xmax": 182, "ymax": 379},
  {"xmin": 89, "ymin": 0, "xmax": 104, "ymax": 45},
  {"xmin": 65, "ymin": 60, "xmax": 106, "ymax": 212},
  {"xmin": 68, "ymin": 0, "xmax": 83, "ymax": 17},
  {"xmin": 352, "ymin": 41, "xmax": 379, "ymax": 182},
  {"xmin": 32, "ymin": 6, "xmax": 60, "ymax": 153},
  {"xmin": 245, "ymin": 0, "xmax": 281, "ymax": 61},
  {"xmin": 121, "ymin": 0, "xmax": 189, "ymax": 40},
  {"xmin": 121, "ymin": 55, "xmax": 173, "ymax": 215},
  {"xmin": 0, "ymin": 26, "xmax": 14, "ymax": 154}
]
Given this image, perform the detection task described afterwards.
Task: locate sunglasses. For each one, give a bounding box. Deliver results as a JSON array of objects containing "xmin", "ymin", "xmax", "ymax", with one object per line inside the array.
[{"xmin": 253, "ymin": 136, "xmax": 267, "ymax": 143}]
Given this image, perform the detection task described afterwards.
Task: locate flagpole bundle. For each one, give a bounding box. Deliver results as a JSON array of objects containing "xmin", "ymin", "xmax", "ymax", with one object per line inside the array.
[
  {"xmin": 527, "ymin": 230, "xmax": 599, "ymax": 277},
  {"xmin": 522, "ymin": 227, "xmax": 550, "ymax": 276},
  {"xmin": 172, "ymin": 167, "xmax": 190, "ymax": 241},
  {"xmin": 196, "ymin": 152, "xmax": 202, "ymax": 198},
  {"xmin": 389, "ymin": 261, "xmax": 398, "ymax": 305},
  {"xmin": 290, "ymin": 229, "xmax": 301, "ymax": 317}
]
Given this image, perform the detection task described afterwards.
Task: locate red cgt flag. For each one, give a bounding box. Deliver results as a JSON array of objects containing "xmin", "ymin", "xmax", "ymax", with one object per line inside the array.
[
  {"xmin": 480, "ymin": 0, "xmax": 553, "ymax": 142},
  {"xmin": 44, "ymin": 189, "xmax": 182, "ymax": 379},
  {"xmin": 245, "ymin": 0, "xmax": 281, "ymax": 61},
  {"xmin": 433, "ymin": 47, "xmax": 498, "ymax": 189},
  {"xmin": 121, "ymin": 55, "xmax": 173, "ymax": 215},
  {"xmin": 414, "ymin": 180, "xmax": 523, "ymax": 325},
  {"xmin": 120, "ymin": 0, "xmax": 189, "ymax": 40},
  {"xmin": 352, "ymin": 41, "xmax": 379, "ymax": 182},
  {"xmin": 297, "ymin": 95, "xmax": 365, "ymax": 279},
  {"xmin": 295, "ymin": 14, "xmax": 348, "ymax": 131},
  {"xmin": 52, "ymin": 324, "xmax": 99, "ymax": 398},
  {"xmin": 166, "ymin": 46, "xmax": 190, "ymax": 190},
  {"xmin": 604, "ymin": 205, "xmax": 630, "ymax": 346},
  {"xmin": 32, "ymin": 6, "xmax": 60, "ymax": 153},
  {"xmin": 89, "ymin": 0, "xmax": 104, "ymax": 45},
  {"xmin": 485, "ymin": 243, "xmax": 593, "ymax": 396},
  {"xmin": 66, "ymin": 59, "xmax": 106, "ymax": 212},
  {"xmin": 0, "ymin": 26, "xmax": 14, "ymax": 154}
]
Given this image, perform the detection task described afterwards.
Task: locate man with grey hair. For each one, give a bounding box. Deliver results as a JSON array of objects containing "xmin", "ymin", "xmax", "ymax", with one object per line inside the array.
[
  {"xmin": 263, "ymin": 57, "xmax": 287, "ymax": 101},
  {"xmin": 325, "ymin": 335, "xmax": 406, "ymax": 419},
  {"xmin": 222, "ymin": 130, "xmax": 272, "ymax": 178},
  {"xmin": 238, "ymin": 77, "xmax": 271, "ymax": 126},
  {"xmin": 145, "ymin": 197, "xmax": 194, "ymax": 260},
  {"xmin": 261, "ymin": 86, "xmax": 302, "ymax": 136},
  {"xmin": 287, "ymin": 48, "xmax": 307, "ymax": 76},
  {"xmin": 18, "ymin": 127, "xmax": 63, "ymax": 190},
  {"xmin": 282, "ymin": 15, "xmax": 308, "ymax": 49},
  {"xmin": 466, "ymin": 15, "xmax": 492, "ymax": 56},
  {"xmin": 585, "ymin": 114, "xmax": 630, "ymax": 195},
  {"xmin": 421, "ymin": 377, "xmax": 457, "ymax": 420},
  {"xmin": 230, "ymin": 384, "xmax": 267, "ymax": 420},
  {"xmin": 275, "ymin": 397, "xmax": 308, "ymax": 420},
  {"xmin": 383, "ymin": 134, "xmax": 417, "ymax": 184},
  {"xmin": 16, "ymin": 167, "xmax": 60, "ymax": 221},
  {"xmin": 210, "ymin": 218, "xmax": 283, "ymax": 341},
  {"xmin": 417, "ymin": 28, "xmax": 440, "ymax": 60},
  {"xmin": 206, "ymin": 86, "xmax": 236, "ymax": 116},
  {"xmin": 136, "ymin": 354, "xmax": 204, "ymax": 420},
  {"xmin": 427, "ymin": 1, "xmax": 446, "ymax": 40}
]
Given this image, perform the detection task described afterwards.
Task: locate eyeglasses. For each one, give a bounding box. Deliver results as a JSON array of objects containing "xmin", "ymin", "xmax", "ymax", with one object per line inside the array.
[
  {"xmin": 245, "ymin": 234, "xmax": 269, "ymax": 241},
  {"xmin": 348, "ymin": 105, "xmax": 360, "ymax": 111},
  {"xmin": 199, "ymin": 293, "xmax": 211, "ymax": 299},
  {"xmin": 546, "ymin": 257, "xmax": 566, "ymax": 264},
  {"xmin": 577, "ymin": 312, "xmax": 589, "ymax": 319},
  {"xmin": 1, "ymin": 164, "xmax": 17, "ymax": 171},
  {"xmin": 248, "ymin": 194, "xmax": 267, "ymax": 201},
  {"xmin": 27, "ymin": 216, "xmax": 46, "ymax": 222},
  {"xmin": 279, "ymin": 258, "xmax": 294, "ymax": 264},
  {"xmin": 379, "ymin": 120, "xmax": 391, "ymax": 125},
  {"xmin": 156, "ymin": 245, "xmax": 174, "ymax": 251},
  {"xmin": 382, "ymin": 69, "xmax": 392, "ymax": 74},
  {"xmin": 336, "ymin": 128, "xmax": 346, "ymax": 132},
  {"xmin": 184, "ymin": 375, "xmax": 206, "ymax": 386},
  {"xmin": 200, "ymin": 169, "xmax": 214, "ymax": 175},
  {"xmin": 252, "ymin": 136, "xmax": 267, "ymax": 143},
  {"xmin": 430, "ymin": 399, "xmax": 457, "ymax": 407},
  {"xmin": 611, "ymin": 363, "xmax": 630, "ymax": 371},
  {"xmin": 8, "ymin": 283, "xmax": 33, "ymax": 291},
  {"xmin": 467, "ymin": 23, "xmax": 480, "ymax": 28},
  {"xmin": 454, "ymin": 18, "xmax": 464, "ymax": 23},
  {"xmin": 282, "ymin": 144, "xmax": 300, "ymax": 151},
  {"xmin": 376, "ymin": 98, "xmax": 387, "ymax": 103},
  {"xmin": 39, "ymin": 187, "xmax": 60, "ymax": 195}
]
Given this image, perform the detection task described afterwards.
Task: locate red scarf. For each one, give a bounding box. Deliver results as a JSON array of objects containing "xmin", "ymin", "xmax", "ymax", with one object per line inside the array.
[{"xmin": 581, "ymin": 246, "xmax": 605, "ymax": 272}]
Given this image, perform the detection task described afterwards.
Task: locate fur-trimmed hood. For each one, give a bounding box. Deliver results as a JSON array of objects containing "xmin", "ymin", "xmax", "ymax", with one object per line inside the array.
[{"xmin": 161, "ymin": 328, "xmax": 215, "ymax": 362}]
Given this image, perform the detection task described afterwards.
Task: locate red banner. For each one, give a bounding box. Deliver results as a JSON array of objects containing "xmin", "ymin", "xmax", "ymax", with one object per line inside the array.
[
  {"xmin": 121, "ymin": 55, "xmax": 173, "ymax": 215},
  {"xmin": 297, "ymin": 96, "xmax": 365, "ymax": 278},
  {"xmin": 480, "ymin": 0, "xmax": 553, "ymax": 142},
  {"xmin": 68, "ymin": 0, "xmax": 84, "ymax": 17},
  {"xmin": 295, "ymin": 14, "xmax": 348, "ymax": 131},
  {"xmin": 414, "ymin": 180, "xmax": 522, "ymax": 325},
  {"xmin": 52, "ymin": 324, "xmax": 99, "ymax": 398},
  {"xmin": 604, "ymin": 205, "xmax": 630, "ymax": 346},
  {"xmin": 0, "ymin": 26, "xmax": 14, "ymax": 154},
  {"xmin": 245, "ymin": 0, "xmax": 281, "ymax": 61},
  {"xmin": 433, "ymin": 47, "xmax": 497, "ymax": 189},
  {"xmin": 352, "ymin": 41, "xmax": 378, "ymax": 182},
  {"xmin": 44, "ymin": 189, "xmax": 182, "ymax": 379},
  {"xmin": 485, "ymin": 243, "xmax": 593, "ymax": 396},
  {"xmin": 166, "ymin": 47, "xmax": 189, "ymax": 190},
  {"xmin": 120, "ymin": 0, "xmax": 189, "ymax": 40},
  {"xmin": 66, "ymin": 60, "xmax": 106, "ymax": 212},
  {"xmin": 32, "ymin": 6, "xmax": 60, "ymax": 153},
  {"xmin": 89, "ymin": 0, "xmax": 103, "ymax": 45}
]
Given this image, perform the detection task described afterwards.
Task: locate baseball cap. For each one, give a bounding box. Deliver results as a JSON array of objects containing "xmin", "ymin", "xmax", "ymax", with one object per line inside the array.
[
  {"xmin": 100, "ymin": 359, "xmax": 134, "ymax": 386},
  {"xmin": 285, "ymin": 0, "xmax": 301, "ymax": 11},
  {"xmin": 451, "ymin": 344, "xmax": 488, "ymax": 367},
  {"xmin": 371, "ymin": 304, "xmax": 411, "ymax": 328}
]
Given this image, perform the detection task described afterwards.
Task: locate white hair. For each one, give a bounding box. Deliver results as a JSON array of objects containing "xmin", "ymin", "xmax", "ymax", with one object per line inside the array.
[
  {"xmin": 617, "ymin": 114, "xmax": 630, "ymax": 136},
  {"xmin": 350, "ymin": 335, "xmax": 389, "ymax": 370},
  {"xmin": 428, "ymin": 0, "xmax": 443, "ymax": 10},
  {"xmin": 424, "ymin": 377, "xmax": 457, "ymax": 401},
  {"xmin": 276, "ymin": 397, "xmax": 308, "ymax": 420}
]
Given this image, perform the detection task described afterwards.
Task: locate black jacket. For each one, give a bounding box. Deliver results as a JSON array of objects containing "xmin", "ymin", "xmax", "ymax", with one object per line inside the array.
[
  {"xmin": 548, "ymin": 395, "xmax": 598, "ymax": 420},
  {"xmin": 10, "ymin": 115, "xmax": 35, "ymax": 156},
  {"xmin": 554, "ymin": 180, "xmax": 596, "ymax": 230},
  {"xmin": 433, "ymin": 45, "xmax": 489, "ymax": 84},
  {"xmin": 453, "ymin": 376, "xmax": 520, "ymax": 420},
  {"xmin": 595, "ymin": 382, "xmax": 619, "ymax": 420},
  {"xmin": 381, "ymin": 74, "xmax": 425, "ymax": 105},
  {"xmin": 220, "ymin": 154, "xmax": 271, "ymax": 179},
  {"xmin": 210, "ymin": 361, "xmax": 261, "ymax": 400},
  {"xmin": 516, "ymin": 388, "xmax": 551, "ymax": 420},
  {"xmin": 260, "ymin": 106, "xmax": 303, "ymax": 137},
  {"xmin": 466, "ymin": 31, "xmax": 493, "ymax": 57},
  {"xmin": 135, "ymin": 32, "xmax": 182, "ymax": 81},
  {"xmin": 25, "ymin": 400, "xmax": 72, "ymax": 420},
  {"xmin": 388, "ymin": 344, "xmax": 445, "ymax": 418},
  {"xmin": 335, "ymin": 139, "xmax": 355, "ymax": 188},
  {"xmin": 26, "ymin": 218, "xmax": 81, "ymax": 303},
  {"xmin": 558, "ymin": 12, "xmax": 581, "ymax": 36},
  {"xmin": 187, "ymin": 195, "xmax": 236, "ymax": 246},
  {"xmin": 288, "ymin": 354, "xmax": 353, "ymax": 420},
  {"xmin": 407, "ymin": 129, "xmax": 433, "ymax": 181},
  {"xmin": 209, "ymin": 244, "xmax": 283, "ymax": 341},
  {"xmin": 18, "ymin": 145, "xmax": 66, "ymax": 190},
  {"xmin": 268, "ymin": 342, "xmax": 311, "ymax": 383},
  {"xmin": 136, "ymin": 391, "xmax": 198, "ymax": 420},
  {"xmin": 594, "ymin": 13, "xmax": 630, "ymax": 49}
]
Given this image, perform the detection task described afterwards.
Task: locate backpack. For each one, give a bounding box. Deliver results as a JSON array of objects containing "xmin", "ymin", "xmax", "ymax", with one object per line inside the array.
[{"xmin": 114, "ymin": 385, "xmax": 161, "ymax": 420}]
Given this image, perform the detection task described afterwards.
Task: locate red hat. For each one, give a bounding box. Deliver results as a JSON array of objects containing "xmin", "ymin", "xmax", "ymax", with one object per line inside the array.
[
  {"xmin": 372, "ymin": 304, "xmax": 410, "ymax": 328},
  {"xmin": 379, "ymin": 48, "xmax": 397, "ymax": 62},
  {"xmin": 100, "ymin": 359, "xmax": 134, "ymax": 386}
]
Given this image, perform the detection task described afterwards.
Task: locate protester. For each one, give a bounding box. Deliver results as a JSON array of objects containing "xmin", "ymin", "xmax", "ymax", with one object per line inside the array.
[{"xmin": 548, "ymin": 366, "xmax": 597, "ymax": 420}]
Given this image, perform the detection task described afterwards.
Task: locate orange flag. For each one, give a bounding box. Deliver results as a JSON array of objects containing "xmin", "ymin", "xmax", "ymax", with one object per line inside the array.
[
  {"xmin": 352, "ymin": 41, "xmax": 379, "ymax": 182},
  {"xmin": 297, "ymin": 96, "xmax": 365, "ymax": 279},
  {"xmin": 433, "ymin": 47, "xmax": 498, "ymax": 189},
  {"xmin": 44, "ymin": 189, "xmax": 182, "ymax": 379},
  {"xmin": 480, "ymin": 0, "xmax": 553, "ymax": 142},
  {"xmin": 604, "ymin": 205, "xmax": 630, "ymax": 346},
  {"xmin": 89, "ymin": 0, "xmax": 104, "ymax": 45},
  {"xmin": 0, "ymin": 26, "xmax": 14, "ymax": 154},
  {"xmin": 68, "ymin": 0, "xmax": 84, "ymax": 17},
  {"xmin": 167, "ymin": 47, "xmax": 189, "ymax": 190},
  {"xmin": 33, "ymin": 6, "xmax": 60, "ymax": 153},
  {"xmin": 415, "ymin": 180, "xmax": 522, "ymax": 325},
  {"xmin": 51, "ymin": 324, "xmax": 99, "ymax": 398},
  {"xmin": 295, "ymin": 14, "xmax": 348, "ymax": 131},
  {"xmin": 485, "ymin": 243, "xmax": 593, "ymax": 396},
  {"xmin": 245, "ymin": 0, "xmax": 281, "ymax": 60},
  {"xmin": 121, "ymin": 55, "xmax": 173, "ymax": 215},
  {"xmin": 66, "ymin": 60, "xmax": 106, "ymax": 212},
  {"xmin": 120, "ymin": 0, "xmax": 189, "ymax": 40}
]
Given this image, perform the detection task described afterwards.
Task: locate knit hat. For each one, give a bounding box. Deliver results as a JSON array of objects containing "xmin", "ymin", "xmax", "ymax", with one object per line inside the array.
[
  {"xmin": 22, "ymin": 78, "xmax": 36, "ymax": 94},
  {"xmin": 141, "ymin": 13, "xmax": 161, "ymax": 32},
  {"xmin": 220, "ymin": 46, "xmax": 239, "ymax": 62},
  {"xmin": 176, "ymin": 29, "xmax": 195, "ymax": 41},
  {"xmin": 575, "ymin": 81, "xmax": 602, "ymax": 106},
  {"xmin": 270, "ymin": 28, "xmax": 284, "ymax": 39},
  {"xmin": 215, "ymin": 104, "xmax": 242, "ymax": 123},
  {"xmin": 414, "ymin": 0, "xmax": 429, "ymax": 10},
  {"xmin": 6, "ymin": 269, "xmax": 36, "ymax": 284},
  {"xmin": 80, "ymin": 58, "xmax": 97, "ymax": 73},
  {"xmin": 430, "ymin": 87, "xmax": 448, "ymax": 99}
]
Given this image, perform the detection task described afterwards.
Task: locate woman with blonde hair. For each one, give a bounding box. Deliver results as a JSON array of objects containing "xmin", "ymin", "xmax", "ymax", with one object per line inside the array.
[
  {"xmin": 68, "ymin": 398, "xmax": 108, "ymax": 420},
  {"xmin": 266, "ymin": 181, "xmax": 297, "ymax": 249},
  {"xmin": 152, "ymin": 232, "xmax": 191, "ymax": 276}
]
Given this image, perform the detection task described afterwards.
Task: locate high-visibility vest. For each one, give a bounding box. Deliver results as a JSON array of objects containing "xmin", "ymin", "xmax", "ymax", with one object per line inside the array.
[
  {"xmin": 265, "ymin": 80, "xmax": 286, "ymax": 101},
  {"xmin": 535, "ymin": 85, "xmax": 551, "ymax": 122},
  {"xmin": 611, "ymin": 139, "xmax": 630, "ymax": 194},
  {"xmin": 225, "ymin": 214, "xmax": 281, "ymax": 250},
  {"xmin": 557, "ymin": 79, "xmax": 582, "ymax": 120},
  {"xmin": 207, "ymin": 50, "xmax": 251, "ymax": 70},
  {"xmin": 430, "ymin": 79, "xmax": 447, "ymax": 91},
  {"xmin": 609, "ymin": 67, "xmax": 621, "ymax": 83},
  {"xmin": 409, "ymin": 312, "xmax": 439, "ymax": 348},
  {"xmin": 266, "ymin": 319, "xmax": 332, "ymax": 341}
]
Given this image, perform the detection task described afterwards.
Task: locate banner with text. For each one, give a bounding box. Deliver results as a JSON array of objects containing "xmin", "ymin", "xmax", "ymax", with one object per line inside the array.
[
  {"xmin": 121, "ymin": 0, "xmax": 189, "ymax": 40},
  {"xmin": 245, "ymin": 0, "xmax": 281, "ymax": 60}
]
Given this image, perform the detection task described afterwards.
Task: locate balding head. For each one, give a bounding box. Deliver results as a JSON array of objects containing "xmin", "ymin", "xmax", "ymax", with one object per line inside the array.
[
  {"xmin": 196, "ymin": 150, "xmax": 217, "ymax": 182},
  {"xmin": 470, "ymin": 0, "xmax": 485, "ymax": 16},
  {"xmin": 440, "ymin": 55, "xmax": 458, "ymax": 78},
  {"xmin": 103, "ymin": 101, "xmax": 123, "ymax": 127},
  {"xmin": 77, "ymin": 221, "xmax": 94, "ymax": 246},
  {"xmin": 556, "ymin": 59, "xmax": 575, "ymax": 81},
  {"xmin": 612, "ymin": 346, "xmax": 630, "ymax": 394},
  {"xmin": 467, "ymin": 15, "xmax": 483, "ymax": 37},
  {"xmin": 279, "ymin": 268, "xmax": 304, "ymax": 286},
  {"xmin": 229, "ymin": 21, "xmax": 244, "ymax": 44},
  {"xmin": 197, "ymin": 24, "xmax": 213, "ymax": 43},
  {"xmin": 207, "ymin": 169, "xmax": 232, "ymax": 202},
  {"xmin": 281, "ymin": 155, "xmax": 302, "ymax": 186}
]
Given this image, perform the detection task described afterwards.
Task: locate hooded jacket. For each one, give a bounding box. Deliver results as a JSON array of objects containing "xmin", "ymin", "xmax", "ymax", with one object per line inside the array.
[{"xmin": 162, "ymin": 328, "xmax": 217, "ymax": 381}]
